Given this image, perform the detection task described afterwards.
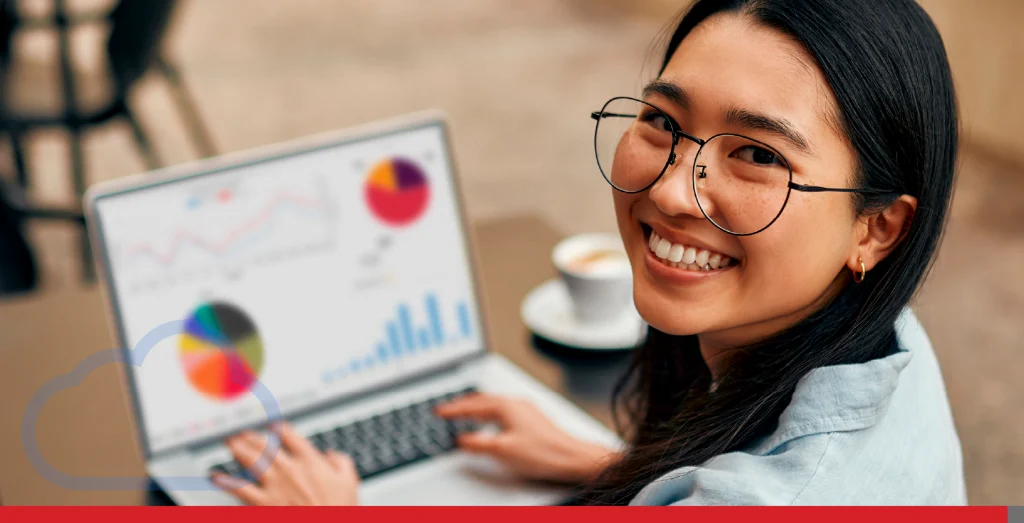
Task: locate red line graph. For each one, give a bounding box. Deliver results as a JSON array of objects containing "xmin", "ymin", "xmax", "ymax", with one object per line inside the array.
[{"xmin": 119, "ymin": 192, "xmax": 328, "ymax": 267}]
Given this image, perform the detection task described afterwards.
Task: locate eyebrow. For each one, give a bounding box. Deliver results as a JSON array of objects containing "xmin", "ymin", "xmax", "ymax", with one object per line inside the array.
[
  {"xmin": 724, "ymin": 108, "xmax": 811, "ymax": 153},
  {"xmin": 642, "ymin": 79, "xmax": 813, "ymax": 155},
  {"xmin": 642, "ymin": 80, "xmax": 691, "ymax": 110}
]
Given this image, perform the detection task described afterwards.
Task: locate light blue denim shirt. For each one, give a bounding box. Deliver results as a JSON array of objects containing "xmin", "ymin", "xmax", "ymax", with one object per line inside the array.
[{"xmin": 630, "ymin": 309, "xmax": 966, "ymax": 505}]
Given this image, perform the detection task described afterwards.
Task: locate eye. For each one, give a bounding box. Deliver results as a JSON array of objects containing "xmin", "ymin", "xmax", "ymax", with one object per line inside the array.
[
  {"xmin": 638, "ymin": 109, "xmax": 674, "ymax": 133},
  {"xmin": 733, "ymin": 145, "xmax": 783, "ymax": 167}
]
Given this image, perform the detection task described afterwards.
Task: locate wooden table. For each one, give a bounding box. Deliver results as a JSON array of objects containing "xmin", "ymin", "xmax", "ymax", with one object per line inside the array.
[{"xmin": 0, "ymin": 214, "xmax": 628, "ymax": 505}]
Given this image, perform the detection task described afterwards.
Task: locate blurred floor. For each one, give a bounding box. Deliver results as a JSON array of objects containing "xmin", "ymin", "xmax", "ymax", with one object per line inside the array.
[{"xmin": 1, "ymin": 0, "xmax": 1022, "ymax": 504}]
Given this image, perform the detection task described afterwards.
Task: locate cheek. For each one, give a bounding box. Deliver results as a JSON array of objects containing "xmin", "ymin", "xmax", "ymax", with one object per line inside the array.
[{"xmin": 741, "ymin": 198, "xmax": 853, "ymax": 299}]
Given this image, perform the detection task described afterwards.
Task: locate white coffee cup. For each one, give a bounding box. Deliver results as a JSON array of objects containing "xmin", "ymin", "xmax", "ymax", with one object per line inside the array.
[{"xmin": 552, "ymin": 233, "xmax": 634, "ymax": 324}]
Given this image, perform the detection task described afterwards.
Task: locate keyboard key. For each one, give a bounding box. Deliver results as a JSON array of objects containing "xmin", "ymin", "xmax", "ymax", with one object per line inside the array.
[
  {"xmin": 397, "ymin": 405, "xmax": 419, "ymax": 419},
  {"xmin": 211, "ymin": 460, "xmax": 257, "ymax": 483},
  {"xmin": 418, "ymin": 441, "xmax": 445, "ymax": 456},
  {"xmin": 375, "ymin": 419, "xmax": 395, "ymax": 433},
  {"xmin": 337, "ymin": 436, "xmax": 359, "ymax": 452},
  {"xmin": 433, "ymin": 432, "xmax": 455, "ymax": 449},
  {"xmin": 310, "ymin": 434, "xmax": 328, "ymax": 452},
  {"xmin": 323, "ymin": 431, "xmax": 343, "ymax": 450},
  {"xmin": 226, "ymin": 461, "xmax": 243, "ymax": 476},
  {"xmin": 376, "ymin": 451, "xmax": 401, "ymax": 468}
]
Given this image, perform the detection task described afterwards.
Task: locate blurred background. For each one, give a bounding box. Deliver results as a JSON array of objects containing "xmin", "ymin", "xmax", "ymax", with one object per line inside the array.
[{"xmin": 0, "ymin": 0, "xmax": 1021, "ymax": 505}]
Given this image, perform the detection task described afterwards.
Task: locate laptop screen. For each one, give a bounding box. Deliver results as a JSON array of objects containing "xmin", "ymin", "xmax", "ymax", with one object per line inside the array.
[{"xmin": 92, "ymin": 121, "xmax": 486, "ymax": 455}]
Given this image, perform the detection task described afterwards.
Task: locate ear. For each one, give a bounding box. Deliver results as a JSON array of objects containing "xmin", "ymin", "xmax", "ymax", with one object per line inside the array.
[{"xmin": 849, "ymin": 195, "xmax": 917, "ymax": 273}]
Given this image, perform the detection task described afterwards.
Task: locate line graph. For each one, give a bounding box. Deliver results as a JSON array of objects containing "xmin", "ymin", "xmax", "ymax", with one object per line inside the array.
[
  {"xmin": 113, "ymin": 175, "xmax": 338, "ymax": 292},
  {"xmin": 120, "ymin": 192, "xmax": 328, "ymax": 267}
]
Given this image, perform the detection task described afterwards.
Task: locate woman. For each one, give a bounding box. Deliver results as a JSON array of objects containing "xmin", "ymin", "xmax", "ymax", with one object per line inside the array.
[{"xmin": 215, "ymin": 0, "xmax": 964, "ymax": 505}]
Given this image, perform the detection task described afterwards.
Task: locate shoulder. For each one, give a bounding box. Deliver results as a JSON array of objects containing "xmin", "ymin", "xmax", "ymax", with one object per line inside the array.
[
  {"xmin": 632, "ymin": 309, "xmax": 966, "ymax": 506},
  {"xmin": 630, "ymin": 433, "xmax": 834, "ymax": 505}
]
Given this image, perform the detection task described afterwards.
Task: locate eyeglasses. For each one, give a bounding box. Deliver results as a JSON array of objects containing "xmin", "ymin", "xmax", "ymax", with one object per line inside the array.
[{"xmin": 591, "ymin": 96, "xmax": 891, "ymax": 236}]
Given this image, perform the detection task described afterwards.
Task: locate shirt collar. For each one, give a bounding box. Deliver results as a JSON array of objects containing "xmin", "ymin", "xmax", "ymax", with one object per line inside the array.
[{"xmin": 754, "ymin": 339, "xmax": 912, "ymax": 453}]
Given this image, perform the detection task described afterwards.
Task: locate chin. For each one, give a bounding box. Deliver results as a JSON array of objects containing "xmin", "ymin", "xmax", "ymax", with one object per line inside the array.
[{"xmin": 632, "ymin": 281, "xmax": 711, "ymax": 337}]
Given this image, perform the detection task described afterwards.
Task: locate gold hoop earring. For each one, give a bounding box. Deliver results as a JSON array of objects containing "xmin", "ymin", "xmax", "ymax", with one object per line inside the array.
[{"xmin": 853, "ymin": 258, "xmax": 867, "ymax": 283}]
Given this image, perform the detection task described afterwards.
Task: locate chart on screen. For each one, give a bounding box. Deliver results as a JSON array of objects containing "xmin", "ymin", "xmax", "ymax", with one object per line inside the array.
[
  {"xmin": 364, "ymin": 157, "xmax": 431, "ymax": 227},
  {"xmin": 179, "ymin": 302, "xmax": 265, "ymax": 400},
  {"xmin": 321, "ymin": 291, "xmax": 473, "ymax": 384},
  {"xmin": 112, "ymin": 174, "xmax": 338, "ymax": 293}
]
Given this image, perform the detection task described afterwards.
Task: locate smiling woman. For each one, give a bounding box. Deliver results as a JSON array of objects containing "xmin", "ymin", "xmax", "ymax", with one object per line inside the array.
[
  {"xmin": 580, "ymin": 0, "xmax": 962, "ymax": 504},
  {"xmin": 215, "ymin": 0, "xmax": 963, "ymax": 506}
]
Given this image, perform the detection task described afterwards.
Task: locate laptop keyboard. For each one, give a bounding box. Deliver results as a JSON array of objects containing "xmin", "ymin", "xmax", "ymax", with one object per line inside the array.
[{"xmin": 210, "ymin": 387, "xmax": 479, "ymax": 482}]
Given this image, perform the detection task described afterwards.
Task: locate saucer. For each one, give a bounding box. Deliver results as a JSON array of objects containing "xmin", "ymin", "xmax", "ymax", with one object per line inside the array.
[{"xmin": 520, "ymin": 279, "xmax": 646, "ymax": 350}]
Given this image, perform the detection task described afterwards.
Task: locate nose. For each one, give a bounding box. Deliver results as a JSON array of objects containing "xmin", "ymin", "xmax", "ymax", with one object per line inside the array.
[{"xmin": 648, "ymin": 142, "xmax": 707, "ymax": 220}]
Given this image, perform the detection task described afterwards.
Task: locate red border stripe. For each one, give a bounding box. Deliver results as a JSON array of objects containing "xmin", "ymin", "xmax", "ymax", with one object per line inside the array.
[{"xmin": 0, "ymin": 506, "xmax": 1009, "ymax": 523}]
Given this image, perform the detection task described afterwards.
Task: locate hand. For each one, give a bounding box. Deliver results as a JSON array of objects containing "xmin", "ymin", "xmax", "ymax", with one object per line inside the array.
[
  {"xmin": 212, "ymin": 423, "xmax": 359, "ymax": 506},
  {"xmin": 436, "ymin": 393, "xmax": 618, "ymax": 484}
]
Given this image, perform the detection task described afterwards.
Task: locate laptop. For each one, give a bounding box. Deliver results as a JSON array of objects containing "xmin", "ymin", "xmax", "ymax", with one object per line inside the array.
[{"xmin": 84, "ymin": 111, "xmax": 620, "ymax": 505}]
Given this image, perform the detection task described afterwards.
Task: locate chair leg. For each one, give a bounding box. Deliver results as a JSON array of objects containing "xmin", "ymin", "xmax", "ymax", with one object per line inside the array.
[
  {"xmin": 156, "ymin": 56, "xmax": 217, "ymax": 158},
  {"xmin": 69, "ymin": 128, "xmax": 94, "ymax": 282},
  {"xmin": 123, "ymin": 106, "xmax": 162, "ymax": 171},
  {"xmin": 10, "ymin": 130, "xmax": 29, "ymax": 188},
  {"xmin": 56, "ymin": 0, "xmax": 93, "ymax": 282}
]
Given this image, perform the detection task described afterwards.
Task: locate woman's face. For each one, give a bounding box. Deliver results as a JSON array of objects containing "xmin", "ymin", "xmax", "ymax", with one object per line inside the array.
[{"xmin": 615, "ymin": 14, "xmax": 861, "ymax": 352}]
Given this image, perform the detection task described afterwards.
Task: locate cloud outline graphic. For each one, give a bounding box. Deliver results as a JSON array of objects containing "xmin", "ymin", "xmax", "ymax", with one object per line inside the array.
[{"xmin": 21, "ymin": 319, "xmax": 284, "ymax": 491}]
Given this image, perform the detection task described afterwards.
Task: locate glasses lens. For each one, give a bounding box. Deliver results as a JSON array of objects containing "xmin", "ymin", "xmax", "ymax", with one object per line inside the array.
[
  {"xmin": 595, "ymin": 98, "xmax": 676, "ymax": 192},
  {"xmin": 693, "ymin": 134, "xmax": 792, "ymax": 235}
]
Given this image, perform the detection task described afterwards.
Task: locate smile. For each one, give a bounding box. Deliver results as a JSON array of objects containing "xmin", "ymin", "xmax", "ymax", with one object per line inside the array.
[{"xmin": 645, "ymin": 229, "xmax": 735, "ymax": 272}]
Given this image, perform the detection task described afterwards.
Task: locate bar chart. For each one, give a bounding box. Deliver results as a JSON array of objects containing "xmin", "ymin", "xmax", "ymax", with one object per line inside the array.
[{"xmin": 322, "ymin": 292, "xmax": 474, "ymax": 383}]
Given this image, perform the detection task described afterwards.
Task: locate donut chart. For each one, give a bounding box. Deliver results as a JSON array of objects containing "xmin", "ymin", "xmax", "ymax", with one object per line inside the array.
[
  {"xmin": 179, "ymin": 302, "xmax": 264, "ymax": 400},
  {"xmin": 364, "ymin": 157, "xmax": 430, "ymax": 226}
]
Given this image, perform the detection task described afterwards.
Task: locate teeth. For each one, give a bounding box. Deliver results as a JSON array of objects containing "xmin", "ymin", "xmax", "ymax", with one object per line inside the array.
[
  {"xmin": 695, "ymin": 249, "xmax": 710, "ymax": 267},
  {"xmin": 681, "ymin": 247, "xmax": 697, "ymax": 265},
  {"xmin": 668, "ymin": 244, "xmax": 684, "ymax": 263},
  {"xmin": 708, "ymin": 253, "xmax": 722, "ymax": 269},
  {"xmin": 655, "ymin": 238, "xmax": 672, "ymax": 259},
  {"xmin": 646, "ymin": 229, "xmax": 734, "ymax": 271}
]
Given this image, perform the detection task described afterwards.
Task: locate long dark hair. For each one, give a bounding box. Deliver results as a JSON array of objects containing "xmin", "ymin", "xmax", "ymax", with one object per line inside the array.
[{"xmin": 581, "ymin": 0, "xmax": 958, "ymax": 505}]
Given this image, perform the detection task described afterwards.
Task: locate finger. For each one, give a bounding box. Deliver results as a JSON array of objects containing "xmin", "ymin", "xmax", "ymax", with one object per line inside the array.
[
  {"xmin": 326, "ymin": 450, "xmax": 359, "ymax": 480},
  {"xmin": 435, "ymin": 393, "xmax": 510, "ymax": 422},
  {"xmin": 244, "ymin": 430, "xmax": 293, "ymax": 464},
  {"xmin": 456, "ymin": 432, "xmax": 509, "ymax": 457},
  {"xmin": 277, "ymin": 423, "xmax": 319, "ymax": 460},
  {"xmin": 230, "ymin": 433, "xmax": 286, "ymax": 481},
  {"xmin": 212, "ymin": 473, "xmax": 268, "ymax": 506},
  {"xmin": 227, "ymin": 434, "xmax": 265, "ymax": 470}
]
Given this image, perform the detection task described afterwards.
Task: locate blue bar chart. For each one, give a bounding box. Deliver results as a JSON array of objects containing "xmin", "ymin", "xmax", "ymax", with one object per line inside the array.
[{"xmin": 322, "ymin": 292, "xmax": 474, "ymax": 383}]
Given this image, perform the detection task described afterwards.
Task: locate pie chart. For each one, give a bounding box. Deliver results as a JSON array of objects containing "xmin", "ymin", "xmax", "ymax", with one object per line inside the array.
[
  {"xmin": 178, "ymin": 302, "xmax": 264, "ymax": 400},
  {"xmin": 364, "ymin": 157, "xmax": 430, "ymax": 226}
]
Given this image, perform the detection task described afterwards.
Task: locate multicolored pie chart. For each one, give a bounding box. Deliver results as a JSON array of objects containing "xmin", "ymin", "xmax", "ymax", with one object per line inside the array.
[
  {"xmin": 179, "ymin": 302, "xmax": 264, "ymax": 400},
  {"xmin": 364, "ymin": 157, "xmax": 430, "ymax": 226}
]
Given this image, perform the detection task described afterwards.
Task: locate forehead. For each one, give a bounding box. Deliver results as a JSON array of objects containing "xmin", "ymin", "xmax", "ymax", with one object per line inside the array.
[{"xmin": 661, "ymin": 13, "xmax": 841, "ymax": 139}]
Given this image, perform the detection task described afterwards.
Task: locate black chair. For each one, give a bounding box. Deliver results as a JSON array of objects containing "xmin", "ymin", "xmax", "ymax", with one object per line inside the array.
[
  {"xmin": 0, "ymin": 0, "xmax": 216, "ymax": 282},
  {"xmin": 0, "ymin": 176, "xmax": 82, "ymax": 295}
]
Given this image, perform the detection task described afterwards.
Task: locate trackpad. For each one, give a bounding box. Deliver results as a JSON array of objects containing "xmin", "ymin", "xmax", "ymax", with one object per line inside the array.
[{"xmin": 359, "ymin": 452, "xmax": 571, "ymax": 506}]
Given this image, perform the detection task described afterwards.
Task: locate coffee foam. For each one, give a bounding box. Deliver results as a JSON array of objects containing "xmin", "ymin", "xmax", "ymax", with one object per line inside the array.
[
  {"xmin": 554, "ymin": 233, "xmax": 632, "ymax": 280},
  {"xmin": 580, "ymin": 256, "xmax": 631, "ymax": 277},
  {"xmin": 566, "ymin": 250, "xmax": 631, "ymax": 277}
]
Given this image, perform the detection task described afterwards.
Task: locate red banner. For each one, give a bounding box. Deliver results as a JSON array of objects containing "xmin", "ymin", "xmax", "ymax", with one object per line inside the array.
[{"xmin": 0, "ymin": 506, "xmax": 1009, "ymax": 523}]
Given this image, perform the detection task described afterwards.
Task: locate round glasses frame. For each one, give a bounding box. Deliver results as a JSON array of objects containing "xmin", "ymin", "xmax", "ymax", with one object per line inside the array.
[{"xmin": 591, "ymin": 96, "xmax": 892, "ymax": 236}]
